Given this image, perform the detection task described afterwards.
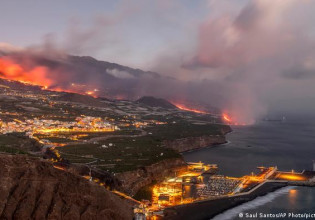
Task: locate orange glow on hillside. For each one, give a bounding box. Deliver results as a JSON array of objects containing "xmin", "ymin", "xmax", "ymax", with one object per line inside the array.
[
  {"xmin": 53, "ymin": 165, "xmax": 66, "ymax": 171},
  {"xmin": 0, "ymin": 58, "xmax": 53, "ymax": 88},
  {"xmin": 172, "ymin": 102, "xmax": 209, "ymax": 114},
  {"xmin": 223, "ymin": 113, "xmax": 232, "ymax": 122},
  {"xmin": 222, "ymin": 112, "xmax": 248, "ymax": 126},
  {"xmin": 85, "ymin": 91, "xmax": 94, "ymax": 95},
  {"xmin": 85, "ymin": 90, "xmax": 98, "ymax": 98},
  {"xmin": 0, "ymin": 57, "xmax": 99, "ymax": 98}
]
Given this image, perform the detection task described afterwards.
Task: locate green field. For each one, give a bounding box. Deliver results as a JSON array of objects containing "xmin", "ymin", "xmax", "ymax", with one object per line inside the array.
[
  {"xmin": 145, "ymin": 121, "xmax": 228, "ymax": 140},
  {"xmin": 54, "ymin": 121, "xmax": 228, "ymax": 173},
  {"xmin": 57, "ymin": 135, "xmax": 181, "ymax": 173},
  {"xmin": 0, "ymin": 134, "xmax": 34, "ymax": 155}
]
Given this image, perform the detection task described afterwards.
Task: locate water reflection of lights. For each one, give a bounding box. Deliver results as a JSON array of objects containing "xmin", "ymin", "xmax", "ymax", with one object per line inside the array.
[{"xmin": 289, "ymin": 188, "xmax": 298, "ymax": 205}]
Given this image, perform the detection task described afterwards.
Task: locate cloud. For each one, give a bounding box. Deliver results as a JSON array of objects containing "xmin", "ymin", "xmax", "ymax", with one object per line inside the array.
[
  {"xmin": 107, "ymin": 69, "xmax": 135, "ymax": 79},
  {"xmin": 0, "ymin": 42, "xmax": 22, "ymax": 53},
  {"xmin": 2, "ymin": 0, "xmax": 315, "ymax": 122},
  {"xmin": 282, "ymin": 66, "xmax": 315, "ymax": 79},
  {"xmin": 176, "ymin": 0, "xmax": 315, "ymax": 120},
  {"xmin": 186, "ymin": 0, "xmax": 305, "ymax": 69}
]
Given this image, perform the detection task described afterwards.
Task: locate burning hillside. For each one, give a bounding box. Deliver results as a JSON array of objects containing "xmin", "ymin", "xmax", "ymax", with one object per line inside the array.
[
  {"xmin": 0, "ymin": 50, "xmax": 257, "ymax": 124},
  {"xmin": 0, "ymin": 57, "xmax": 52, "ymax": 88},
  {"xmin": 171, "ymin": 103, "xmax": 245, "ymax": 125},
  {"xmin": 222, "ymin": 113, "xmax": 251, "ymax": 126},
  {"xmin": 0, "ymin": 51, "xmax": 164, "ymax": 100},
  {"xmin": 0, "ymin": 57, "xmax": 101, "ymax": 97},
  {"xmin": 171, "ymin": 102, "xmax": 210, "ymax": 114},
  {"xmin": 222, "ymin": 113, "xmax": 232, "ymax": 123}
]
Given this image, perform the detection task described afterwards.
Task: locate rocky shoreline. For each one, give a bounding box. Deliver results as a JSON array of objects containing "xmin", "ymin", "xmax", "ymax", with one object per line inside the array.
[
  {"xmin": 163, "ymin": 134, "xmax": 228, "ymax": 153},
  {"xmin": 116, "ymin": 157, "xmax": 186, "ymax": 196},
  {"xmin": 163, "ymin": 125, "xmax": 232, "ymax": 153},
  {"xmin": 117, "ymin": 125, "xmax": 232, "ymax": 196}
]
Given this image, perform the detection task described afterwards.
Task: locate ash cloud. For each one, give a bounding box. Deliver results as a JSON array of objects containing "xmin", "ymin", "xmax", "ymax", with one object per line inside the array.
[{"xmin": 180, "ymin": 0, "xmax": 315, "ymax": 121}]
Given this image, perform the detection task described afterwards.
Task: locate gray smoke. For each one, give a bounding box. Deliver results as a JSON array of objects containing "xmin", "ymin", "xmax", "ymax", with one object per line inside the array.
[{"xmin": 1, "ymin": 0, "xmax": 315, "ymax": 123}]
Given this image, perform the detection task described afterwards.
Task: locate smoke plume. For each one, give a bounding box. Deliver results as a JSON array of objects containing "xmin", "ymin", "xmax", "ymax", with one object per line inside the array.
[{"xmin": 1, "ymin": 0, "xmax": 315, "ymax": 123}]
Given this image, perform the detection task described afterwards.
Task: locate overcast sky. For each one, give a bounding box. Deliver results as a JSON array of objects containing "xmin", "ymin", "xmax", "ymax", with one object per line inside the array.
[{"xmin": 0, "ymin": 0, "xmax": 209, "ymax": 68}]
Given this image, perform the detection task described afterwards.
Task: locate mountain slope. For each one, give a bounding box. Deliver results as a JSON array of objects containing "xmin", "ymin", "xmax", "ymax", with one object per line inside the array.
[
  {"xmin": 137, "ymin": 96, "xmax": 177, "ymax": 109},
  {"xmin": 0, "ymin": 154, "xmax": 136, "ymax": 220},
  {"xmin": 0, "ymin": 51, "xmax": 175, "ymax": 100}
]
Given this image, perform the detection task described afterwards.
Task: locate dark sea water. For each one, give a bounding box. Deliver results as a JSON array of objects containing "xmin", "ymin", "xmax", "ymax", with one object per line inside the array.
[{"xmin": 183, "ymin": 118, "xmax": 315, "ymax": 220}]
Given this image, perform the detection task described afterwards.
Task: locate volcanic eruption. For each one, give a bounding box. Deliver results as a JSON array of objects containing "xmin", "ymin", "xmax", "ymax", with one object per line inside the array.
[{"xmin": 0, "ymin": 49, "xmax": 250, "ymax": 125}]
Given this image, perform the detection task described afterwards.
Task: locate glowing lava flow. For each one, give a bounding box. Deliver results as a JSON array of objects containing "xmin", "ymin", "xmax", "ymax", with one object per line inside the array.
[
  {"xmin": 0, "ymin": 57, "xmax": 99, "ymax": 98},
  {"xmin": 172, "ymin": 103, "xmax": 209, "ymax": 114},
  {"xmin": 222, "ymin": 113, "xmax": 232, "ymax": 123},
  {"xmin": 222, "ymin": 113, "xmax": 249, "ymax": 126},
  {"xmin": 0, "ymin": 57, "xmax": 53, "ymax": 88}
]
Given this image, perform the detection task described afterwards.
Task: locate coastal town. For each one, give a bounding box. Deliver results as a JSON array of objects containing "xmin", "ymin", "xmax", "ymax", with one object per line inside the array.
[
  {"xmin": 0, "ymin": 116, "xmax": 117, "ymax": 137},
  {"xmin": 134, "ymin": 162, "xmax": 315, "ymax": 219},
  {"xmin": 2, "ymin": 77, "xmax": 314, "ymax": 220}
]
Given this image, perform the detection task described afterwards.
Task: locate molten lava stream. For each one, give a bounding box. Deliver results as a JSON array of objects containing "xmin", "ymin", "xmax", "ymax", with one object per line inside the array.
[
  {"xmin": 0, "ymin": 58, "xmax": 100, "ymax": 98},
  {"xmin": 172, "ymin": 102, "xmax": 209, "ymax": 114},
  {"xmin": 222, "ymin": 113, "xmax": 232, "ymax": 123},
  {"xmin": 0, "ymin": 57, "xmax": 52, "ymax": 88}
]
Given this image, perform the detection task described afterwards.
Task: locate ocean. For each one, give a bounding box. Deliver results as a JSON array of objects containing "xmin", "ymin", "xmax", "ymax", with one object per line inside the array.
[{"xmin": 183, "ymin": 117, "xmax": 315, "ymax": 219}]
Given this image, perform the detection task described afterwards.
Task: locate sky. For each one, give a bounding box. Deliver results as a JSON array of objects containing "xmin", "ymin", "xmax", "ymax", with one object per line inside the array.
[
  {"xmin": 1, "ymin": 0, "xmax": 315, "ymax": 122},
  {"xmin": 0, "ymin": 0, "xmax": 208, "ymax": 68}
]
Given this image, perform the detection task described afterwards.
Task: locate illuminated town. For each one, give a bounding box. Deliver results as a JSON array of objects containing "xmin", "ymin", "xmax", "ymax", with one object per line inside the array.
[
  {"xmin": 0, "ymin": 116, "xmax": 117, "ymax": 136},
  {"xmin": 1, "ymin": 78, "xmax": 315, "ymax": 220},
  {"xmin": 134, "ymin": 162, "xmax": 315, "ymax": 219},
  {"xmin": 1, "ymin": 2, "xmax": 315, "ymax": 219}
]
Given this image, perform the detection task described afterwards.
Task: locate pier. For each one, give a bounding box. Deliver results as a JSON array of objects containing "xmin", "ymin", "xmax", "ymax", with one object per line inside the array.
[{"xmin": 134, "ymin": 163, "xmax": 315, "ymax": 220}]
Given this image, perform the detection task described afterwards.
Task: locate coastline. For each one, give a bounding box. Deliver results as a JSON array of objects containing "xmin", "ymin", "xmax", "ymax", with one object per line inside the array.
[
  {"xmin": 163, "ymin": 181, "xmax": 288, "ymax": 220},
  {"xmin": 163, "ymin": 135, "xmax": 228, "ymax": 153},
  {"xmin": 116, "ymin": 157, "xmax": 186, "ymax": 196},
  {"xmin": 163, "ymin": 125, "xmax": 232, "ymax": 153},
  {"xmin": 117, "ymin": 125, "xmax": 233, "ymax": 195}
]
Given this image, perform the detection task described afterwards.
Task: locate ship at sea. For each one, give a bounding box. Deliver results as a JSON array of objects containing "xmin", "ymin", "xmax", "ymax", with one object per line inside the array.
[{"xmin": 263, "ymin": 116, "xmax": 286, "ymax": 122}]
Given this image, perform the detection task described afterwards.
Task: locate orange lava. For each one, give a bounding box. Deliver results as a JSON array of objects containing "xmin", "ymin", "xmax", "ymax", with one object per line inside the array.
[
  {"xmin": 0, "ymin": 57, "xmax": 99, "ymax": 98},
  {"xmin": 172, "ymin": 103, "xmax": 209, "ymax": 114},
  {"xmin": 85, "ymin": 91, "xmax": 94, "ymax": 95},
  {"xmin": 0, "ymin": 57, "xmax": 52, "ymax": 88},
  {"xmin": 222, "ymin": 113, "xmax": 248, "ymax": 126},
  {"xmin": 222, "ymin": 113, "xmax": 232, "ymax": 122},
  {"xmin": 53, "ymin": 165, "xmax": 66, "ymax": 171},
  {"xmin": 85, "ymin": 91, "xmax": 98, "ymax": 98}
]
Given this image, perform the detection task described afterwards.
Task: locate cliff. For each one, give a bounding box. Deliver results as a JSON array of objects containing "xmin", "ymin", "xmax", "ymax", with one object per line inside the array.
[
  {"xmin": 117, "ymin": 125, "xmax": 232, "ymax": 195},
  {"xmin": 163, "ymin": 125, "xmax": 232, "ymax": 153},
  {"xmin": 116, "ymin": 158, "xmax": 187, "ymax": 196},
  {"xmin": 163, "ymin": 135, "xmax": 225, "ymax": 153},
  {"xmin": 0, "ymin": 154, "xmax": 136, "ymax": 220}
]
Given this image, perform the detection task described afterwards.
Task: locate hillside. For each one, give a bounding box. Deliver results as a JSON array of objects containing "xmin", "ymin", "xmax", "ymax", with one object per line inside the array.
[
  {"xmin": 137, "ymin": 96, "xmax": 177, "ymax": 109},
  {"xmin": 0, "ymin": 154, "xmax": 136, "ymax": 220},
  {"xmin": 0, "ymin": 51, "xmax": 176, "ymax": 100}
]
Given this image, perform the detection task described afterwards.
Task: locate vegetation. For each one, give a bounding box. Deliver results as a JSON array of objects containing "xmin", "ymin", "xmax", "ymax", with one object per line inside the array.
[
  {"xmin": 145, "ymin": 121, "xmax": 227, "ymax": 140},
  {"xmin": 0, "ymin": 145, "xmax": 28, "ymax": 154},
  {"xmin": 0, "ymin": 134, "xmax": 31, "ymax": 155},
  {"xmin": 57, "ymin": 135, "xmax": 181, "ymax": 173},
  {"xmin": 133, "ymin": 181, "xmax": 156, "ymax": 201}
]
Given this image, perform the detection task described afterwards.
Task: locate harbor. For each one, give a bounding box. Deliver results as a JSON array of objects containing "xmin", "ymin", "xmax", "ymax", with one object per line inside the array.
[{"xmin": 134, "ymin": 162, "xmax": 315, "ymax": 219}]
